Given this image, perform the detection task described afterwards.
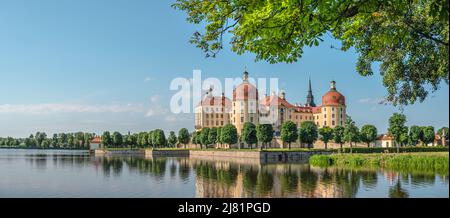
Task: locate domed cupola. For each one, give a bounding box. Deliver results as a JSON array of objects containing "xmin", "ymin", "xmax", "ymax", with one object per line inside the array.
[
  {"xmin": 233, "ymin": 71, "xmax": 259, "ymax": 101},
  {"xmin": 322, "ymin": 81, "xmax": 345, "ymax": 106}
]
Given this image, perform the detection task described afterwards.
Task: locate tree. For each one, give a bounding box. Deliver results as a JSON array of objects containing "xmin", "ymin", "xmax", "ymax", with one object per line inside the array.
[
  {"xmin": 208, "ymin": 127, "xmax": 218, "ymax": 146},
  {"xmin": 333, "ymin": 126, "xmax": 345, "ymax": 152},
  {"xmin": 101, "ymin": 131, "xmax": 112, "ymax": 148},
  {"xmin": 216, "ymin": 127, "xmax": 223, "ymax": 147},
  {"xmin": 437, "ymin": 127, "xmax": 449, "ymax": 146},
  {"xmin": 422, "ymin": 126, "xmax": 435, "ymax": 146},
  {"xmin": 112, "ymin": 132, "xmax": 123, "ymax": 147},
  {"xmin": 220, "ymin": 124, "xmax": 238, "ymax": 148},
  {"xmin": 153, "ymin": 129, "xmax": 167, "ymax": 147},
  {"xmin": 173, "ymin": 0, "xmax": 449, "ymax": 106},
  {"xmin": 52, "ymin": 134, "xmax": 58, "ymax": 148},
  {"xmin": 200, "ymin": 127, "xmax": 210, "ymax": 149},
  {"xmin": 344, "ymin": 118, "xmax": 359, "ymax": 153},
  {"xmin": 84, "ymin": 133, "xmax": 92, "ymax": 149},
  {"xmin": 178, "ymin": 128, "xmax": 191, "ymax": 149},
  {"xmin": 242, "ymin": 122, "xmax": 257, "ymax": 149},
  {"xmin": 280, "ymin": 121, "xmax": 298, "ymax": 150},
  {"xmin": 168, "ymin": 131, "xmax": 178, "ymax": 148},
  {"xmin": 35, "ymin": 132, "xmax": 47, "ymax": 148},
  {"xmin": 409, "ymin": 125, "xmax": 423, "ymax": 146},
  {"xmin": 360, "ymin": 125, "xmax": 378, "ymax": 147},
  {"xmin": 128, "ymin": 133, "xmax": 138, "ymax": 149},
  {"xmin": 388, "ymin": 113, "xmax": 408, "ymax": 153},
  {"xmin": 256, "ymin": 124, "xmax": 273, "ymax": 149},
  {"xmin": 58, "ymin": 133, "xmax": 67, "ymax": 148},
  {"xmin": 298, "ymin": 121, "xmax": 318, "ymax": 149},
  {"xmin": 318, "ymin": 126, "xmax": 334, "ymax": 150}
]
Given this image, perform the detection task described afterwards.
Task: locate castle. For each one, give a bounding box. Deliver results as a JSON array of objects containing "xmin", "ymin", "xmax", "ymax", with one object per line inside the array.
[{"xmin": 194, "ymin": 71, "xmax": 347, "ymax": 138}]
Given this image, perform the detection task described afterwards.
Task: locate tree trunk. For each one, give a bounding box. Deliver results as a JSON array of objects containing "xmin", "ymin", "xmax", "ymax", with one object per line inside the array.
[
  {"xmin": 367, "ymin": 142, "xmax": 370, "ymax": 148},
  {"xmin": 325, "ymin": 142, "xmax": 328, "ymax": 150},
  {"xmin": 288, "ymin": 142, "xmax": 291, "ymax": 150},
  {"xmin": 340, "ymin": 143, "xmax": 343, "ymax": 153},
  {"xmin": 350, "ymin": 142, "xmax": 353, "ymax": 154}
]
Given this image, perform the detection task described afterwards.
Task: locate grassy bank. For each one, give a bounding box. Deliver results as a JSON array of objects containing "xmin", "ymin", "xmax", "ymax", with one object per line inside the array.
[
  {"xmin": 339, "ymin": 146, "xmax": 448, "ymax": 153},
  {"xmin": 310, "ymin": 152, "xmax": 449, "ymax": 175}
]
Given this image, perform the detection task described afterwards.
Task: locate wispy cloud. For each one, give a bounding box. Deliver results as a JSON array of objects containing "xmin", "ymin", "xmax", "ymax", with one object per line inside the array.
[
  {"xmin": 358, "ymin": 97, "xmax": 387, "ymax": 104},
  {"xmin": 145, "ymin": 95, "xmax": 168, "ymax": 117},
  {"xmin": 144, "ymin": 77, "xmax": 153, "ymax": 82},
  {"xmin": 0, "ymin": 103, "xmax": 144, "ymax": 115}
]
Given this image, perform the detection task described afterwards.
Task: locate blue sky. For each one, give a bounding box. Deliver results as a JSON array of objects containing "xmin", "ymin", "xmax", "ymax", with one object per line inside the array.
[{"xmin": 0, "ymin": 0, "xmax": 448, "ymax": 137}]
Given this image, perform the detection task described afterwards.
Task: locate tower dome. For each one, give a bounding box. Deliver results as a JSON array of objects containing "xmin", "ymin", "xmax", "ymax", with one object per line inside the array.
[
  {"xmin": 233, "ymin": 71, "xmax": 259, "ymax": 101},
  {"xmin": 322, "ymin": 81, "xmax": 345, "ymax": 106}
]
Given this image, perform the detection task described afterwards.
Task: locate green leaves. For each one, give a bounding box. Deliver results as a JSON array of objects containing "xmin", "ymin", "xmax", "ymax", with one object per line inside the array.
[
  {"xmin": 174, "ymin": 0, "xmax": 449, "ymax": 106},
  {"xmin": 298, "ymin": 121, "xmax": 318, "ymax": 145}
]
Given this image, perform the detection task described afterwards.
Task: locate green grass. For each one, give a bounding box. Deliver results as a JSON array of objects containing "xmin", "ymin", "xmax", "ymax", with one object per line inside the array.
[
  {"xmin": 104, "ymin": 147, "xmax": 143, "ymax": 151},
  {"xmin": 340, "ymin": 146, "xmax": 448, "ymax": 153},
  {"xmin": 310, "ymin": 152, "xmax": 449, "ymax": 175}
]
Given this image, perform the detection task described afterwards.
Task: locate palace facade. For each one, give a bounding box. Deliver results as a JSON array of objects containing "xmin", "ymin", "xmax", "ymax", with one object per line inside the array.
[{"xmin": 194, "ymin": 71, "xmax": 347, "ymax": 136}]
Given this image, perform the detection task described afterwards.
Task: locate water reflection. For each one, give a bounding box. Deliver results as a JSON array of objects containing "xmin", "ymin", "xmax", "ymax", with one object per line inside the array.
[{"xmin": 0, "ymin": 149, "xmax": 448, "ymax": 198}]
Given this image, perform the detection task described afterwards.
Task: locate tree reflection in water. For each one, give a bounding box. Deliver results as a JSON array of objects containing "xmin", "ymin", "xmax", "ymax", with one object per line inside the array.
[
  {"xmin": 280, "ymin": 166, "xmax": 299, "ymax": 194},
  {"xmin": 89, "ymin": 156, "xmax": 445, "ymax": 198},
  {"xmin": 389, "ymin": 174, "xmax": 409, "ymax": 198}
]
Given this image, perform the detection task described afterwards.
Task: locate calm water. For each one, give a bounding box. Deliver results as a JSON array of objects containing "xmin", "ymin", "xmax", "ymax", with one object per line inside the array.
[{"xmin": 0, "ymin": 149, "xmax": 448, "ymax": 198}]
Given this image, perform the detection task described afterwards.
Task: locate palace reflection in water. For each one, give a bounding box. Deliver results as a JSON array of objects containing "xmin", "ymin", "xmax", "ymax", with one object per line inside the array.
[{"xmin": 0, "ymin": 150, "xmax": 447, "ymax": 198}]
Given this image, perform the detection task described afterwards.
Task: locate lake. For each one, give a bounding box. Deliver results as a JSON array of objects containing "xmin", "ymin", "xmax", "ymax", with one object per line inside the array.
[{"xmin": 0, "ymin": 149, "xmax": 448, "ymax": 198}]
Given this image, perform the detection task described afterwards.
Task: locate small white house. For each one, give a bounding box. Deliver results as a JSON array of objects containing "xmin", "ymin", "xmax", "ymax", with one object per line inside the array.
[
  {"xmin": 90, "ymin": 136, "xmax": 102, "ymax": 150},
  {"xmin": 375, "ymin": 134, "xmax": 397, "ymax": 148}
]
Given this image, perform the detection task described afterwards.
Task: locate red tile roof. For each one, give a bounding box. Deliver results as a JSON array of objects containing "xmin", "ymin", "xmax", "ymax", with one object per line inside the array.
[
  {"xmin": 377, "ymin": 134, "xmax": 394, "ymax": 140},
  {"xmin": 233, "ymin": 82, "xmax": 259, "ymax": 101},
  {"xmin": 198, "ymin": 96, "xmax": 232, "ymax": 107},
  {"xmin": 260, "ymin": 95, "xmax": 295, "ymax": 108},
  {"xmin": 91, "ymin": 136, "xmax": 102, "ymax": 144}
]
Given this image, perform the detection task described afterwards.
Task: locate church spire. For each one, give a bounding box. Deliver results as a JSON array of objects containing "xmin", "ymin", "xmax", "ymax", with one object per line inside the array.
[{"xmin": 306, "ymin": 77, "xmax": 316, "ymax": 107}]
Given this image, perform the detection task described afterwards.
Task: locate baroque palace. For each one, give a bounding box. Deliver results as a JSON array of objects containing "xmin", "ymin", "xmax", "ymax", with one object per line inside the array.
[{"xmin": 194, "ymin": 71, "xmax": 347, "ymax": 139}]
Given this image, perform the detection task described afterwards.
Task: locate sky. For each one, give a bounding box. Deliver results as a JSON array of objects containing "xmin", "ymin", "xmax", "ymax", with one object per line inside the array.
[{"xmin": 0, "ymin": 0, "xmax": 448, "ymax": 138}]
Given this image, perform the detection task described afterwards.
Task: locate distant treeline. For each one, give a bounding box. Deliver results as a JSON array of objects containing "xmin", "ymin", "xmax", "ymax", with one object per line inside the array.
[{"xmin": 0, "ymin": 132, "xmax": 94, "ymax": 149}]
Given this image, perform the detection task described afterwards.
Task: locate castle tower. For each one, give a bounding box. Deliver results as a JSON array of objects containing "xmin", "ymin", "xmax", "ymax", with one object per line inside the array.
[
  {"xmin": 319, "ymin": 81, "xmax": 346, "ymax": 128},
  {"xmin": 232, "ymin": 70, "xmax": 259, "ymax": 134},
  {"xmin": 306, "ymin": 77, "xmax": 316, "ymax": 107}
]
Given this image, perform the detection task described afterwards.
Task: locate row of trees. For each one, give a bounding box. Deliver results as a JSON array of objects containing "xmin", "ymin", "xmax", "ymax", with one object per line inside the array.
[
  {"xmin": 388, "ymin": 113, "xmax": 448, "ymax": 153},
  {"xmin": 0, "ymin": 132, "xmax": 94, "ymax": 149},
  {"xmin": 277, "ymin": 113, "xmax": 447, "ymax": 153},
  {"xmin": 99, "ymin": 128, "xmax": 191, "ymax": 149},
  {"xmin": 2, "ymin": 113, "xmax": 447, "ymax": 151}
]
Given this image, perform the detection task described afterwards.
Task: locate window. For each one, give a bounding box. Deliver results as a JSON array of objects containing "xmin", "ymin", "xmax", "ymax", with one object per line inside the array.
[
  {"xmin": 206, "ymin": 121, "xmax": 209, "ymax": 125},
  {"xmin": 216, "ymin": 121, "xmax": 219, "ymax": 125},
  {"xmin": 324, "ymin": 114, "xmax": 326, "ymax": 118},
  {"xmin": 250, "ymin": 117, "xmax": 254, "ymax": 123},
  {"xmin": 206, "ymin": 114, "xmax": 209, "ymax": 118},
  {"xmin": 221, "ymin": 114, "xmax": 223, "ymax": 118},
  {"xmin": 332, "ymin": 114, "xmax": 335, "ymax": 118},
  {"xmin": 221, "ymin": 121, "xmax": 224, "ymax": 125},
  {"xmin": 216, "ymin": 114, "xmax": 219, "ymax": 118},
  {"xmin": 241, "ymin": 117, "xmax": 244, "ymax": 122},
  {"xmin": 332, "ymin": 107, "xmax": 335, "ymax": 112},
  {"xmin": 332, "ymin": 121, "xmax": 335, "ymax": 126},
  {"xmin": 324, "ymin": 121, "xmax": 327, "ymax": 126}
]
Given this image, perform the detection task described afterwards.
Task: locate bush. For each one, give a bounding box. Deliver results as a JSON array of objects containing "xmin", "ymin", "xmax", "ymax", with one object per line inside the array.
[
  {"xmin": 341, "ymin": 146, "xmax": 448, "ymax": 154},
  {"xmin": 310, "ymin": 153, "xmax": 449, "ymax": 176}
]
